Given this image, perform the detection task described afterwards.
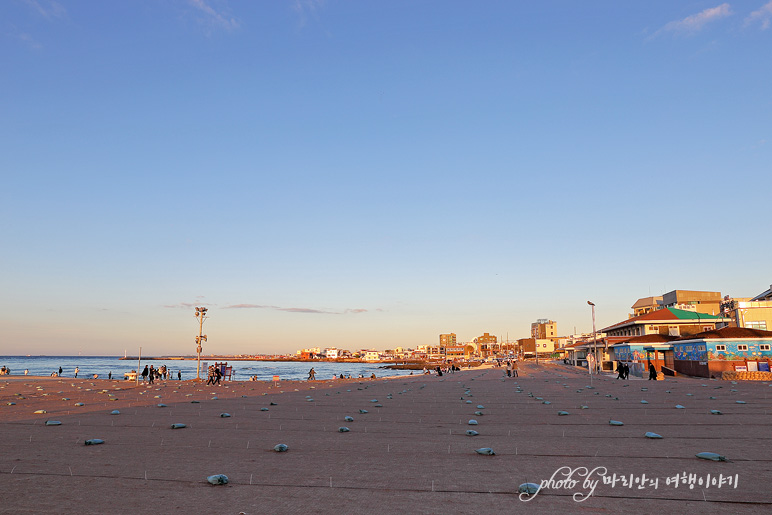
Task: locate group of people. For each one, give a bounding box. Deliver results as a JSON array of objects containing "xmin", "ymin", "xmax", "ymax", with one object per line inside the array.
[
  {"xmin": 306, "ymin": 368, "xmax": 375, "ymax": 381},
  {"xmin": 616, "ymin": 362, "xmax": 631, "ymax": 380},
  {"xmin": 0, "ymin": 366, "xmax": 10, "ymax": 375},
  {"xmin": 433, "ymin": 364, "xmax": 462, "ymax": 377},
  {"xmin": 206, "ymin": 365, "xmax": 223, "ymax": 385},
  {"xmin": 505, "ymin": 360, "xmax": 519, "ymax": 377},
  {"xmin": 140, "ymin": 364, "xmax": 180, "ymax": 383}
]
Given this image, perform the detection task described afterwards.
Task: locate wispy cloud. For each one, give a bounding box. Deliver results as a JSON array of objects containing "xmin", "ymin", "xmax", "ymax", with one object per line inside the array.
[
  {"xmin": 15, "ymin": 32, "xmax": 42, "ymax": 49},
  {"xmin": 292, "ymin": 0, "xmax": 325, "ymax": 28},
  {"xmin": 24, "ymin": 0, "xmax": 66, "ymax": 20},
  {"xmin": 654, "ymin": 3, "xmax": 733, "ymax": 37},
  {"xmin": 225, "ymin": 303, "xmax": 368, "ymax": 315},
  {"xmin": 745, "ymin": 1, "xmax": 772, "ymax": 29},
  {"xmin": 164, "ymin": 301, "xmax": 211, "ymax": 309},
  {"xmin": 187, "ymin": 0, "xmax": 240, "ymax": 32}
]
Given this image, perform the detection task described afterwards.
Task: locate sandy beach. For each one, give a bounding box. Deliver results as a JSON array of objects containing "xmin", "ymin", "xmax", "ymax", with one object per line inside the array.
[{"xmin": 1, "ymin": 363, "xmax": 771, "ymax": 514}]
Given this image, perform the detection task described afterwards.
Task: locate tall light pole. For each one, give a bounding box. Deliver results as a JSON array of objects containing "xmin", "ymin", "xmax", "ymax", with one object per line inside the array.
[
  {"xmin": 588, "ymin": 301, "xmax": 598, "ymax": 373},
  {"xmin": 195, "ymin": 307, "xmax": 208, "ymax": 381}
]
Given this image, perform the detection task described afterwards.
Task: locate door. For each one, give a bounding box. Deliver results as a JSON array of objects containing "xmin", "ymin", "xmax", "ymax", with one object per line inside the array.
[{"xmin": 747, "ymin": 361, "xmax": 758, "ymax": 372}]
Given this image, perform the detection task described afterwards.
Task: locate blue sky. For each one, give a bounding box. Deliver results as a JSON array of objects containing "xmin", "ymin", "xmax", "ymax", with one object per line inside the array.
[{"xmin": 2, "ymin": 1, "xmax": 770, "ymax": 356}]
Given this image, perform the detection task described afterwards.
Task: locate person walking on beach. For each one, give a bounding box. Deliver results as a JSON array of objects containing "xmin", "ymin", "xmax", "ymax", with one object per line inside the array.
[
  {"xmin": 506, "ymin": 361, "xmax": 512, "ymax": 377},
  {"xmin": 178, "ymin": 370, "xmax": 181, "ymax": 381},
  {"xmin": 74, "ymin": 367, "xmax": 79, "ymax": 378},
  {"xmin": 58, "ymin": 366, "xmax": 63, "ymax": 376},
  {"xmin": 141, "ymin": 365, "xmax": 149, "ymax": 382},
  {"xmin": 214, "ymin": 366, "xmax": 222, "ymax": 385},
  {"xmin": 148, "ymin": 365, "xmax": 155, "ymax": 384},
  {"xmin": 512, "ymin": 360, "xmax": 519, "ymax": 377},
  {"xmin": 648, "ymin": 362, "xmax": 657, "ymax": 380},
  {"xmin": 308, "ymin": 368, "xmax": 316, "ymax": 381}
]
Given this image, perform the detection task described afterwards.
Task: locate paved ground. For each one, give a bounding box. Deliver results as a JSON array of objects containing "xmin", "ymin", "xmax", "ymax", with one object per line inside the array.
[{"xmin": 1, "ymin": 363, "xmax": 771, "ymax": 514}]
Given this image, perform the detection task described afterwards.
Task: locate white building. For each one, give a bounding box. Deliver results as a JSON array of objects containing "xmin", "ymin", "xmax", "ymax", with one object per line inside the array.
[
  {"xmin": 324, "ymin": 348, "xmax": 339, "ymax": 359},
  {"xmin": 364, "ymin": 351, "xmax": 381, "ymax": 362}
]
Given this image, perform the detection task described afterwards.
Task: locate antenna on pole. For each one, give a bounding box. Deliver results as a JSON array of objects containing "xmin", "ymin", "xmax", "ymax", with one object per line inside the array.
[{"xmin": 195, "ymin": 307, "xmax": 209, "ymax": 381}]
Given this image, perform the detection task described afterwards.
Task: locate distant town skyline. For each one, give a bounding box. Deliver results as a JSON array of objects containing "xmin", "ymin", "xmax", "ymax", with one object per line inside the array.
[{"xmin": 2, "ymin": 2, "xmax": 770, "ymax": 356}]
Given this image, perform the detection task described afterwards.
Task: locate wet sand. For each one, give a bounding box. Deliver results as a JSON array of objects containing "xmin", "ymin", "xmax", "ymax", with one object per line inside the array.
[{"xmin": 1, "ymin": 363, "xmax": 771, "ymax": 514}]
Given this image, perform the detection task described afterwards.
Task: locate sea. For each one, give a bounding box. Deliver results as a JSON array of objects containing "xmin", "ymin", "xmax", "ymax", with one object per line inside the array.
[{"xmin": 0, "ymin": 356, "xmax": 418, "ymax": 382}]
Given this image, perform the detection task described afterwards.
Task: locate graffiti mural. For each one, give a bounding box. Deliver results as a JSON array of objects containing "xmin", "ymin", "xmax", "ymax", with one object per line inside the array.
[
  {"xmin": 614, "ymin": 345, "xmax": 648, "ymax": 362},
  {"xmin": 673, "ymin": 339, "xmax": 772, "ymax": 362},
  {"xmin": 705, "ymin": 340, "xmax": 772, "ymax": 361},
  {"xmin": 674, "ymin": 343, "xmax": 708, "ymax": 361}
]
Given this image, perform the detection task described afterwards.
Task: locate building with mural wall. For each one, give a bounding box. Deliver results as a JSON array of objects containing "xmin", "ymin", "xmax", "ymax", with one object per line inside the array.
[{"xmin": 672, "ymin": 327, "xmax": 772, "ymax": 378}]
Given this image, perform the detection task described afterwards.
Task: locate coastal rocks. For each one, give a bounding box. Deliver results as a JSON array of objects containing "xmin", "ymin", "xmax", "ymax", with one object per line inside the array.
[
  {"xmin": 609, "ymin": 420, "xmax": 624, "ymax": 426},
  {"xmin": 157, "ymin": 403, "xmax": 167, "ymax": 408},
  {"xmin": 468, "ymin": 419, "xmax": 478, "ymax": 425},
  {"xmin": 207, "ymin": 474, "xmax": 229, "ymax": 485},
  {"xmin": 358, "ymin": 409, "xmax": 368, "ymax": 414},
  {"xmin": 260, "ymin": 408, "xmax": 269, "ymax": 411},
  {"xmin": 344, "ymin": 416, "xmax": 354, "ymax": 422},
  {"xmin": 273, "ymin": 444, "xmax": 288, "ymax": 452},
  {"xmin": 465, "ymin": 430, "xmax": 479, "ymax": 436},
  {"xmin": 171, "ymin": 423, "xmax": 187, "ymax": 429},
  {"xmin": 338, "ymin": 427, "xmax": 350, "ymax": 432},
  {"xmin": 45, "ymin": 420, "xmax": 62, "ymax": 426},
  {"xmin": 110, "ymin": 410, "xmax": 120, "ymax": 415},
  {"xmin": 84, "ymin": 439, "xmax": 104, "ymax": 445},
  {"xmin": 557, "ymin": 411, "xmax": 569, "ymax": 416},
  {"xmin": 475, "ymin": 447, "xmax": 495, "ymax": 455},
  {"xmin": 710, "ymin": 410, "xmax": 723, "ymax": 415},
  {"xmin": 644, "ymin": 432, "xmax": 663, "ymax": 439},
  {"xmin": 220, "ymin": 413, "xmax": 231, "ymax": 418},
  {"xmin": 675, "ymin": 405, "xmax": 685, "ymax": 409}
]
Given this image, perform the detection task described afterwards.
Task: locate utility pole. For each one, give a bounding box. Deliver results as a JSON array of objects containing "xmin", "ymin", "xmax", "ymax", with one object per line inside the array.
[
  {"xmin": 588, "ymin": 301, "xmax": 598, "ymax": 374},
  {"xmin": 195, "ymin": 307, "xmax": 208, "ymax": 381}
]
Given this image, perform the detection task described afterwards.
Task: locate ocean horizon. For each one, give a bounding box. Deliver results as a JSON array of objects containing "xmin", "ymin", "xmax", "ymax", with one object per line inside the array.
[{"xmin": 0, "ymin": 355, "xmax": 418, "ymax": 382}]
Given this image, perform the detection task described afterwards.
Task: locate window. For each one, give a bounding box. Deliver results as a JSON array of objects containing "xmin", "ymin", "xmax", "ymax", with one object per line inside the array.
[
  {"xmin": 747, "ymin": 321, "xmax": 768, "ymax": 330},
  {"xmin": 760, "ymin": 344, "xmax": 771, "ymax": 351},
  {"xmin": 715, "ymin": 345, "xmax": 726, "ymax": 352},
  {"xmin": 738, "ymin": 344, "xmax": 748, "ymax": 351}
]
